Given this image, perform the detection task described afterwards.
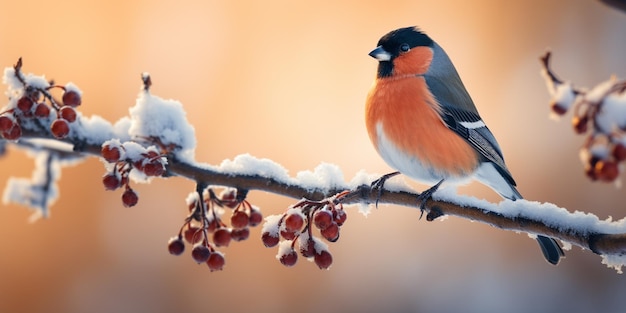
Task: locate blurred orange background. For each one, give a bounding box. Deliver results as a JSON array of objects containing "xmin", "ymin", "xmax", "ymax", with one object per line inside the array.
[{"xmin": 1, "ymin": 0, "xmax": 626, "ymax": 312}]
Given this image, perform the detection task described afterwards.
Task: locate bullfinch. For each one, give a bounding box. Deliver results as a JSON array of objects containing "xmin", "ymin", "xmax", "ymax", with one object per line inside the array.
[{"xmin": 365, "ymin": 26, "xmax": 564, "ymax": 265}]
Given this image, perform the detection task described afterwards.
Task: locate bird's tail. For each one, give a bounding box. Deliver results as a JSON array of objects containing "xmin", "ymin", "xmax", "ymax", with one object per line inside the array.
[{"xmin": 508, "ymin": 186, "xmax": 564, "ymax": 265}]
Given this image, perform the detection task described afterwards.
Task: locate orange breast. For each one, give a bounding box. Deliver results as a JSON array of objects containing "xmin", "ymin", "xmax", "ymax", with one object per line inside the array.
[{"xmin": 365, "ymin": 76, "xmax": 479, "ymax": 178}]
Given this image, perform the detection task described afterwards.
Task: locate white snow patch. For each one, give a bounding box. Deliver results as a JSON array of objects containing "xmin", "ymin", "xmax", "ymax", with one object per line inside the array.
[
  {"xmin": 261, "ymin": 214, "xmax": 282, "ymax": 236},
  {"xmin": 63, "ymin": 82, "xmax": 82, "ymax": 97},
  {"xmin": 218, "ymin": 153, "xmax": 291, "ymax": 182},
  {"xmin": 586, "ymin": 77, "xmax": 616, "ymax": 103},
  {"xmin": 128, "ymin": 90, "xmax": 196, "ymax": 161},
  {"xmin": 595, "ymin": 91, "xmax": 626, "ymax": 134},
  {"xmin": 295, "ymin": 163, "xmax": 347, "ymax": 192}
]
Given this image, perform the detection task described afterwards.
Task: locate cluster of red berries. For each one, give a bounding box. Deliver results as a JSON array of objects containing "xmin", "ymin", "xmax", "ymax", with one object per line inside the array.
[
  {"xmin": 100, "ymin": 139, "xmax": 167, "ymax": 207},
  {"xmin": 261, "ymin": 198, "xmax": 347, "ymax": 270},
  {"xmin": 0, "ymin": 84, "xmax": 81, "ymax": 140},
  {"xmin": 167, "ymin": 187, "xmax": 263, "ymax": 271},
  {"xmin": 543, "ymin": 52, "xmax": 626, "ymax": 183}
]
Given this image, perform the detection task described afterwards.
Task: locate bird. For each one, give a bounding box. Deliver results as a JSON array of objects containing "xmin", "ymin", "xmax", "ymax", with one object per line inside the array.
[{"xmin": 365, "ymin": 26, "xmax": 564, "ymax": 265}]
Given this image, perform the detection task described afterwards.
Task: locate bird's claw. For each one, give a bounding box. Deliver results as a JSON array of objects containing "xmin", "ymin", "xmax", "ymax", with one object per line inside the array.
[
  {"xmin": 370, "ymin": 171, "xmax": 400, "ymax": 208},
  {"xmin": 416, "ymin": 179, "xmax": 444, "ymax": 219}
]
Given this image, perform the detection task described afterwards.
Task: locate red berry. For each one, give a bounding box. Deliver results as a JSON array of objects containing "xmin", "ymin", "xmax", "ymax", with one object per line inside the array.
[
  {"xmin": 313, "ymin": 210, "xmax": 333, "ymax": 230},
  {"xmin": 279, "ymin": 249, "xmax": 298, "ymax": 267},
  {"xmin": 320, "ymin": 222, "xmax": 340, "ymax": 242},
  {"xmin": 0, "ymin": 115, "xmax": 15, "ymax": 132},
  {"xmin": 284, "ymin": 212, "xmax": 304, "ymax": 232},
  {"xmin": 572, "ymin": 115, "xmax": 588, "ymax": 134},
  {"xmin": 613, "ymin": 143, "xmax": 626, "ymax": 162},
  {"xmin": 231, "ymin": 227, "xmax": 250, "ymax": 241},
  {"xmin": 314, "ymin": 250, "xmax": 333, "ymax": 269},
  {"xmin": 102, "ymin": 173, "xmax": 121, "ymax": 190},
  {"xmin": 17, "ymin": 96, "xmax": 34, "ymax": 113},
  {"xmin": 248, "ymin": 208, "xmax": 263, "ymax": 227},
  {"xmin": 220, "ymin": 189, "xmax": 238, "ymax": 208},
  {"xmin": 191, "ymin": 244, "xmax": 211, "ymax": 263},
  {"xmin": 142, "ymin": 160, "xmax": 165, "ymax": 176},
  {"xmin": 101, "ymin": 144, "xmax": 122, "ymax": 163},
  {"xmin": 50, "ymin": 119, "xmax": 70, "ymax": 139},
  {"xmin": 280, "ymin": 229, "xmax": 297, "ymax": 240},
  {"xmin": 58, "ymin": 106, "xmax": 77, "ymax": 122},
  {"xmin": 595, "ymin": 160, "xmax": 619, "ymax": 182},
  {"xmin": 550, "ymin": 101, "xmax": 568, "ymax": 116},
  {"xmin": 230, "ymin": 211, "xmax": 249, "ymax": 229},
  {"xmin": 167, "ymin": 237, "xmax": 185, "ymax": 256},
  {"xmin": 2, "ymin": 124, "xmax": 21, "ymax": 140},
  {"xmin": 261, "ymin": 231, "xmax": 280, "ymax": 247},
  {"xmin": 207, "ymin": 251, "xmax": 225, "ymax": 271},
  {"xmin": 299, "ymin": 239, "xmax": 316, "ymax": 258},
  {"xmin": 184, "ymin": 226, "xmax": 203, "ymax": 244},
  {"xmin": 34, "ymin": 103, "xmax": 50, "ymax": 118},
  {"xmin": 122, "ymin": 188, "xmax": 138, "ymax": 207},
  {"xmin": 62, "ymin": 90, "xmax": 81, "ymax": 107},
  {"xmin": 333, "ymin": 209, "xmax": 347, "ymax": 226},
  {"xmin": 206, "ymin": 219, "xmax": 219, "ymax": 233},
  {"xmin": 213, "ymin": 228, "xmax": 232, "ymax": 247}
]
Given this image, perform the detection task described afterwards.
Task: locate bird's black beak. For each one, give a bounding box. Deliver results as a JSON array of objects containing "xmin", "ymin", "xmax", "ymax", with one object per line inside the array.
[{"xmin": 368, "ymin": 46, "xmax": 392, "ymax": 61}]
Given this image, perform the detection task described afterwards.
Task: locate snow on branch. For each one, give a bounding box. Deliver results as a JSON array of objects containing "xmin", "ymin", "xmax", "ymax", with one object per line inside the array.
[{"xmin": 2, "ymin": 58, "xmax": 626, "ymax": 272}]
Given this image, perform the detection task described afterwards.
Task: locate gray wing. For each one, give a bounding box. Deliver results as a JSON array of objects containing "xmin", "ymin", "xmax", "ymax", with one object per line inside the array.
[{"xmin": 425, "ymin": 75, "xmax": 517, "ymax": 187}]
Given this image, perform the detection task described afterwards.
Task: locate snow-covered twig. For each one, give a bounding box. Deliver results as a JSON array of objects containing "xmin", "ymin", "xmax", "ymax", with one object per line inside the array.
[{"xmin": 3, "ymin": 58, "xmax": 626, "ymax": 272}]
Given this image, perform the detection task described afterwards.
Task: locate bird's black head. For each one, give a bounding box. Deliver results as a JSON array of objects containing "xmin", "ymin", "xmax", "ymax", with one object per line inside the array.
[{"xmin": 369, "ymin": 26, "xmax": 434, "ymax": 78}]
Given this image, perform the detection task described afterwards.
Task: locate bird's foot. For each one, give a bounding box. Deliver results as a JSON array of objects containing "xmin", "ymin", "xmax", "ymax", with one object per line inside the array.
[
  {"xmin": 370, "ymin": 171, "xmax": 400, "ymax": 208},
  {"xmin": 417, "ymin": 179, "xmax": 444, "ymax": 219}
]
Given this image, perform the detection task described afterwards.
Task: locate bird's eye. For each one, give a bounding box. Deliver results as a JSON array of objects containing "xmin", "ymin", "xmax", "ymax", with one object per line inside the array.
[{"xmin": 400, "ymin": 43, "xmax": 410, "ymax": 53}]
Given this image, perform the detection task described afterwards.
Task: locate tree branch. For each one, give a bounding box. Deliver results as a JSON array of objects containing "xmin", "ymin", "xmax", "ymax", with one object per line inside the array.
[
  {"xmin": 4, "ymin": 58, "xmax": 626, "ymax": 272},
  {"xmin": 10, "ymin": 131, "xmax": 626, "ymax": 259}
]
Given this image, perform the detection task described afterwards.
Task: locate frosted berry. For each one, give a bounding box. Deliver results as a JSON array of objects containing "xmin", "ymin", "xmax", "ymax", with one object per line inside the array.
[
  {"xmin": 122, "ymin": 188, "xmax": 138, "ymax": 207},
  {"xmin": 220, "ymin": 189, "xmax": 238, "ymax": 208},
  {"xmin": 550, "ymin": 101, "xmax": 568, "ymax": 116},
  {"xmin": 261, "ymin": 231, "xmax": 280, "ymax": 247},
  {"xmin": 320, "ymin": 222, "xmax": 340, "ymax": 242},
  {"xmin": 613, "ymin": 143, "xmax": 626, "ymax": 162},
  {"xmin": 333, "ymin": 209, "xmax": 347, "ymax": 226},
  {"xmin": 168, "ymin": 237, "xmax": 185, "ymax": 256},
  {"xmin": 17, "ymin": 96, "xmax": 34, "ymax": 113},
  {"xmin": 207, "ymin": 251, "xmax": 225, "ymax": 271},
  {"xmin": 230, "ymin": 211, "xmax": 249, "ymax": 229},
  {"xmin": 300, "ymin": 239, "xmax": 315, "ymax": 258},
  {"xmin": 50, "ymin": 119, "xmax": 70, "ymax": 139},
  {"xmin": 191, "ymin": 244, "xmax": 211, "ymax": 263},
  {"xmin": 58, "ymin": 106, "xmax": 77, "ymax": 122},
  {"xmin": 595, "ymin": 160, "xmax": 619, "ymax": 182},
  {"xmin": 231, "ymin": 227, "xmax": 250, "ymax": 241},
  {"xmin": 101, "ymin": 144, "xmax": 122, "ymax": 163},
  {"xmin": 34, "ymin": 103, "xmax": 50, "ymax": 118},
  {"xmin": 142, "ymin": 160, "xmax": 165, "ymax": 177},
  {"xmin": 102, "ymin": 173, "xmax": 121, "ymax": 190},
  {"xmin": 572, "ymin": 115, "xmax": 588, "ymax": 134},
  {"xmin": 213, "ymin": 228, "xmax": 232, "ymax": 247},
  {"xmin": 184, "ymin": 226, "xmax": 203, "ymax": 244},
  {"xmin": 62, "ymin": 90, "xmax": 81, "ymax": 107},
  {"xmin": 314, "ymin": 250, "xmax": 333, "ymax": 269},
  {"xmin": 0, "ymin": 115, "xmax": 14, "ymax": 132},
  {"xmin": 279, "ymin": 249, "xmax": 298, "ymax": 267},
  {"xmin": 280, "ymin": 229, "xmax": 297, "ymax": 240},
  {"xmin": 206, "ymin": 219, "xmax": 219, "ymax": 233},
  {"xmin": 248, "ymin": 208, "xmax": 263, "ymax": 227},
  {"xmin": 313, "ymin": 210, "xmax": 333, "ymax": 230},
  {"xmin": 284, "ymin": 212, "xmax": 304, "ymax": 232},
  {"xmin": 2, "ymin": 124, "xmax": 21, "ymax": 140}
]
